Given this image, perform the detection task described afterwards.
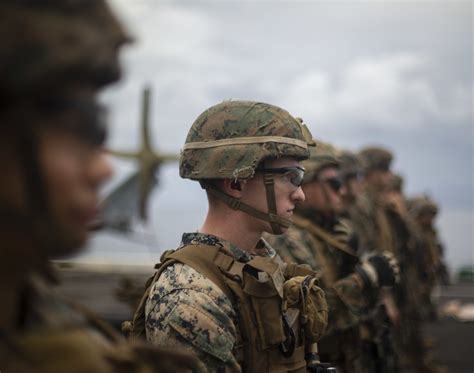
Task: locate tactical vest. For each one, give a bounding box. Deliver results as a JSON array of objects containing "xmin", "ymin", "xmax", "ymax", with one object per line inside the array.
[{"xmin": 127, "ymin": 243, "xmax": 328, "ymax": 373}]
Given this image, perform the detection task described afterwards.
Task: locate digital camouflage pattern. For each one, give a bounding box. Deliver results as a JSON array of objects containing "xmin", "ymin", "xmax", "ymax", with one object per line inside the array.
[
  {"xmin": 265, "ymin": 212, "xmax": 376, "ymax": 373},
  {"xmin": 266, "ymin": 198, "xmax": 388, "ymax": 372},
  {"xmin": 265, "ymin": 140, "xmax": 399, "ymax": 372},
  {"xmin": 265, "ymin": 221, "xmax": 372, "ymax": 330},
  {"xmin": 145, "ymin": 232, "xmax": 276, "ymax": 372},
  {"xmin": 359, "ymin": 146, "xmax": 393, "ymax": 171},
  {"xmin": 179, "ymin": 101, "xmax": 314, "ymax": 181}
]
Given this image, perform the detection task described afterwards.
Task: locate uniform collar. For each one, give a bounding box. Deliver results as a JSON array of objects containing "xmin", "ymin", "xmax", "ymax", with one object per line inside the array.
[{"xmin": 180, "ymin": 232, "xmax": 275, "ymax": 263}]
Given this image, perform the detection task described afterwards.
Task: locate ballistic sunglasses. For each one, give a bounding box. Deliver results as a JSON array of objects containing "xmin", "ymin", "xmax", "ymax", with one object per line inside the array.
[
  {"xmin": 256, "ymin": 166, "xmax": 305, "ymax": 187},
  {"xmin": 318, "ymin": 176, "xmax": 343, "ymax": 192}
]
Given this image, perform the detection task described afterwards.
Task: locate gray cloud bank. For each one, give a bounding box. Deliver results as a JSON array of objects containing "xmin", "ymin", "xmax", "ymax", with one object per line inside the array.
[{"xmin": 86, "ymin": 1, "xmax": 472, "ymax": 271}]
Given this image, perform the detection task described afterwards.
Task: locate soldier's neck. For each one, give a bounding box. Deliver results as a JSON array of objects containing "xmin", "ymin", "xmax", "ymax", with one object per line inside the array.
[{"xmin": 200, "ymin": 209, "xmax": 261, "ymax": 253}]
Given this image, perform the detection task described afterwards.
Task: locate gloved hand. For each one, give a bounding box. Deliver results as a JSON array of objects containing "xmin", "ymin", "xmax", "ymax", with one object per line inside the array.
[
  {"xmin": 306, "ymin": 352, "xmax": 336, "ymax": 373},
  {"xmin": 356, "ymin": 252, "xmax": 399, "ymax": 288}
]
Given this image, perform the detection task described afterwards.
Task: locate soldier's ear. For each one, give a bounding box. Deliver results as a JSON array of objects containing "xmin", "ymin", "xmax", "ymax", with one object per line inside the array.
[
  {"xmin": 230, "ymin": 181, "xmax": 242, "ymax": 191},
  {"xmin": 223, "ymin": 179, "xmax": 242, "ymax": 198}
]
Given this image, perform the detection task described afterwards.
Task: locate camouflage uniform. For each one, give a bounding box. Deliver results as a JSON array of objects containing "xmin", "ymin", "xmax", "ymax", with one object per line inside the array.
[
  {"xmin": 337, "ymin": 147, "xmax": 400, "ymax": 373},
  {"xmin": 0, "ymin": 1, "xmax": 197, "ymax": 371},
  {"xmin": 382, "ymin": 175, "xmax": 425, "ymax": 371},
  {"xmin": 350, "ymin": 148, "xmax": 397, "ymax": 257},
  {"xmin": 358, "ymin": 149, "xmax": 441, "ymax": 373},
  {"xmin": 266, "ymin": 216, "xmax": 373, "ymax": 373},
  {"xmin": 267, "ymin": 143, "xmax": 398, "ymax": 373},
  {"xmin": 407, "ymin": 195, "xmax": 449, "ymax": 318},
  {"xmin": 146, "ymin": 233, "xmax": 273, "ymax": 372},
  {"xmin": 384, "ymin": 175, "xmax": 446, "ymax": 373},
  {"xmin": 134, "ymin": 101, "xmax": 328, "ymax": 372}
]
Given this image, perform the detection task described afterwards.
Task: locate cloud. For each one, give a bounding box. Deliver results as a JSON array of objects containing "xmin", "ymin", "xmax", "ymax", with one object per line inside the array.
[
  {"xmin": 283, "ymin": 53, "xmax": 471, "ymax": 132},
  {"xmin": 81, "ymin": 1, "xmax": 473, "ymax": 269}
]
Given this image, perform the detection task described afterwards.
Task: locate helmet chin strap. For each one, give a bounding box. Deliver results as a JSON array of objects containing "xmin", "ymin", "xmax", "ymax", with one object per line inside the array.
[
  {"xmin": 202, "ymin": 181, "xmax": 291, "ymax": 235},
  {"xmin": 262, "ymin": 172, "xmax": 284, "ymax": 235}
]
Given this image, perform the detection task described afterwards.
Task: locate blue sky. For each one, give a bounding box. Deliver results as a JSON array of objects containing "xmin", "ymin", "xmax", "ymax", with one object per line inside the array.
[{"xmin": 79, "ymin": 0, "xmax": 473, "ymax": 273}]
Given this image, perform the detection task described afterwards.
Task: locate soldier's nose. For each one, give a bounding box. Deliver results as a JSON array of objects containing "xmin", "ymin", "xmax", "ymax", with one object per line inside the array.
[
  {"xmin": 87, "ymin": 149, "xmax": 114, "ymax": 187},
  {"xmin": 292, "ymin": 186, "xmax": 305, "ymax": 203}
]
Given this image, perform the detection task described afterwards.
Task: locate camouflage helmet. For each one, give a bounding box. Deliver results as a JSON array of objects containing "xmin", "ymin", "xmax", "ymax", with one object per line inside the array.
[
  {"xmin": 339, "ymin": 150, "xmax": 365, "ymax": 181},
  {"xmin": 388, "ymin": 174, "xmax": 404, "ymax": 192},
  {"xmin": 180, "ymin": 101, "xmax": 315, "ymax": 180},
  {"xmin": 358, "ymin": 146, "xmax": 393, "ymax": 172},
  {"xmin": 407, "ymin": 195, "xmax": 439, "ymax": 217},
  {"xmin": 0, "ymin": 0, "xmax": 130, "ymax": 102},
  {"xmin": 180, "ymin": 100, "xmax": 315, "ymax": 235},
  {"xmin": 302, "ymin": 141, "xmax": 340, "ymax": 183}
]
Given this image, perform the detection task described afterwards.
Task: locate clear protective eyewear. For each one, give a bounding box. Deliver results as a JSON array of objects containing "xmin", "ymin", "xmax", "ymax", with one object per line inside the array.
[{"xmin": 256, "ymin": 166, "xmax": 305, "ymax": 187}]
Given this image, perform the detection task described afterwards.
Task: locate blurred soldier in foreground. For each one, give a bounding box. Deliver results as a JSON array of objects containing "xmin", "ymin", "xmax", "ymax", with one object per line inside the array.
[
  {"xmin": 266, "ymin": 142, "xmax": 399, "ymax": 372},
  {"xmin": 128, "ymin": 101, "xmax": 329, "ymax": 372},
  {"xmin": 0, "ymin": 1, "xmax": 197, "ymax": 371}
]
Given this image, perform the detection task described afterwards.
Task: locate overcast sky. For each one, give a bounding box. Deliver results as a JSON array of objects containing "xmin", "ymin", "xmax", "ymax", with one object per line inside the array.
[{"xmin": 82, "ymin": 1, "xmax": 473, "ymax": 272}]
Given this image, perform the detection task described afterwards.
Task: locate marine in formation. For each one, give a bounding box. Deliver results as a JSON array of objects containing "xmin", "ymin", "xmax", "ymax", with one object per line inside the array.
[
  {"xmin": 265, "ymin": 142, "xmax": 399, "ymax": 372},
  {"xmin": 129, "ymin": 101, "xmax": 330, "ymax": 372}
]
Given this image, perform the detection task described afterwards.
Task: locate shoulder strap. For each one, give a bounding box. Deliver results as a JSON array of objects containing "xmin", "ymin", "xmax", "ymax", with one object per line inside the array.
[
  {"xmin": 167, "ymin": 244, "xmax": 241, "ymax": 302},
  {"xmin": 292, "ymin": 215, "xmax": 357, "ymax": 257}
]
